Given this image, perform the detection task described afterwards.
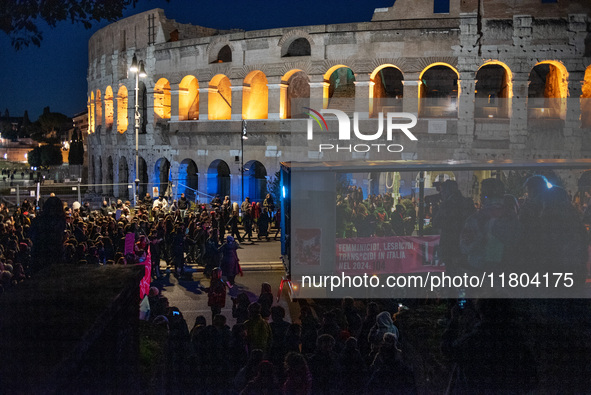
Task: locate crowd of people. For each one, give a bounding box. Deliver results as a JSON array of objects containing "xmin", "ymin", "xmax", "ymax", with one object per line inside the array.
[
  {"xmin": 1, "ymin": 173, "xmax": 590, "ymax": 393},
  {"xmin": 147, "ymin": 287, "xmax": 414, "ymax": 394}
]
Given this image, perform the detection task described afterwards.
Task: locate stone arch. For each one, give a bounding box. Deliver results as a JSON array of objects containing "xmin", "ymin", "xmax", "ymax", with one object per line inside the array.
[
  {"xmin": 324, "ymin": 65, "xmax": 356, "ymax": 109},
  {"xmin": 528, "ymin": 60, "xmax": 569, "ymax": 120},
  {"xmin": 282, "ymin": 37, "xmax": 311, "ymax": 57},
  {"xmin": 138, "ymin": 81, "xmax": 148, "ymax": 133},
  {"xmin": 419, "ymin": 63, "xmax": 459, "ymax": 118},
  {"xmin": 97, "ymin": 156, "xmax": 103, "ymax": 193},
  {"xmin": 153, "ymin": 157, "xmax": 171, "ymax": 197},
  {"xmin": 117, "ymin": 85, "xmax": 128, "ymax": 133},
  {"xmin": 209, "ymin": 74, "xmax": 232, "ymax": 120},
  {"xmin": 207, "ymin": 159, "xmax": 231, "ymax": 198},
  {"xmin": 138, "ymin": 156, "xmax": 148, "ymax": 198},
  {"xmin": 581, "ymin": 65, "xmax": 591, "ymax": 127},
  {"xmin": 280, "ymin": 69, "xmax": 310, "ymax": 119},
  {"xmin": 106, "ymin": 156, "xmax": 114, "ymax": 196},
  {"xmin": 104, "ymin": 86, "xmax": 114, "ymax": 128},
  {"xmin": 119, "ymin": 157, "xmax": 129, "ymax": 199},
  {"xmin": 244, "ymin": 160, "xmax": 267, "ymax": 202},
  {"xmin": 475, "ymin": 61, "xmax": 513, "ymax": 119},
  {"xmin": 370, "ymin": 64, "xmax": 404, "ymax": 117},
  {"xmin": 209, "ymin": 43, "xmax": 233, "ymax": 64},
  {"xmin": 243, "ymin": 70, "xmax": 268, "ymax": 119},
  {"xmin": 154, "ymin": 78, "xmax": 171, "ymax": 119},
  {"xmin": 95, "ymin": 90, "xmax": 102, "ymax": 127},
  {"xmin": 177, "ymin": 159, "xmax": 198, "ymax": 201},
  {"xmin": 179, "ymin": 75, "xmax": 199, "ymax": 121}
]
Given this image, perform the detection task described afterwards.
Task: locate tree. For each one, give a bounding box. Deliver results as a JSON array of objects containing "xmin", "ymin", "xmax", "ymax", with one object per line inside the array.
[
  {"xmin": 28, "ymin": 144, "xmax": 63, "ymax": 168},
  {"xmin": 34, "ymin": 109, "xmax": 70, "ymax": 142},
  {"xmin": 267, "ymin": 170, "xmax": 281, "ymax": 206},
  {"xmin": 1, "ymin": 0, "xmax": 170, "ymax": 50},
  {"xmin": 68, "ymin": 129, "xmax": 84, "ymax": 165}
]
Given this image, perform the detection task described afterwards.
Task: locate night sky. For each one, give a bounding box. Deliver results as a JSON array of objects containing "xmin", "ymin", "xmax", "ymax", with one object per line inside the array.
[{"xmin": 0, "ymin": 0, "xmax": 395, "ymax": 121}]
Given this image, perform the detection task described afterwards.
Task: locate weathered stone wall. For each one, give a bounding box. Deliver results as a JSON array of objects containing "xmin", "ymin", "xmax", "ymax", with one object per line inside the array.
[{"xmin": 86, "ymin": 4, "xmax": 591, "ymax": 201}]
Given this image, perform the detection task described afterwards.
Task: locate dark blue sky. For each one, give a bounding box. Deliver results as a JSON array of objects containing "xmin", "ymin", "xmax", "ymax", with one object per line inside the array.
[{"xmin": 0, "ymin": 0, "xmax": 394, "ymax": 121}]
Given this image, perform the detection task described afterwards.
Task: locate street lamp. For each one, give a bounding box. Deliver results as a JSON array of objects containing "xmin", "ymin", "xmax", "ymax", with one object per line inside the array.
[
  {"xmin": 241, "ymin": 120, "xmax": 248, "ymax": 203},
  {"xmin": 130, "ymin": 54, "xmax": 147, "ymax": 208}
]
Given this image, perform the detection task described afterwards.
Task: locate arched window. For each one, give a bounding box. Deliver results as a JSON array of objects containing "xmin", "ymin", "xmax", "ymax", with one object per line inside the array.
[
  {"xmin": 215, "ymin": 45, "xmax": 232, "ymax": 63},
  {"xmin": 370, "ymin": 65, "xmax": 404, "ymax": 117},
  {"xmin": 179, "ymin": 75, "xmax": 199, "ymax": 121},
  {"xmin": 283, "ymin": 38, "xmax": 311, "ymax": 57},
  {"xmin": 104, "ymin": 86, "xmax": 114, "ymax": 128},
  {"xmin": 475, "ymin": 63, "xmax": 512, "ymax": 119},
  {"xmin": 154, "ymin": 78, "xmax": 171, "ymax": 119},
  {"xmin": 280, "ymin": 70, "xmax": 310, "ymax": 119},
  {"xmin": 324, "ymin": 66, "xmax": 355, "ymax": 109},
  {"xmin": 419, "ymin": 64, "xmax": 458, "ymax": 118},
  {"xmin": 209, "ymin": 75, "xmax": 232, "ymax": 120},
  {"xmin": 117, "ymin": 85, "xmax": 128, "ymax": 133},
  {"xmin": 243, "ymin": 71, "xmax": 268, "ymax": 119},
  {"xmin": 528, "ymin": 61, "xmax": 568, "ymax": 120}
]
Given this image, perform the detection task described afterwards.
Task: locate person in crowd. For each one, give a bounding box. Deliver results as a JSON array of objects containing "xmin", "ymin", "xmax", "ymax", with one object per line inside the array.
[
  {"xmin": 366, "ymin": 332, "xmax": 416, "ymax": 394},
  {"xmin": 257, "ymin": 282, "xmax": 274, "ymax": 319},
  {"xmin": 219, "ymin": 235, "xmax": 242, "ymax": 286},
  {"xmin": 232, "ymin": 291, "xmax": 252, "ymax": 325},
  {"xmin": 283, "ymin": 352, "xmax": 312, "ymax": 395},
  {"xmin": 339, "ymin": 337, "xmax": 367, "ymax": 394},
  {"xmin": 207, "ymin": 267, "xmax": 228, "ymax": 320},
  {"xmin": 307, "ymin": 334, "xmax": 341, "ymax": 394},
  {"xmin": 432, "ymin": 180, "xmax": 475, "ymax": 274},
  {"xmin": 244, "ymin": 302, "xmax": 272, "ymax": 353},
  {"xmin": 368, "ymin": 311, "xmax": 399, "ymax": 357},
  {"xmin": 460, "ymin": 178, "xmax": 521, "ymax": 277},
  {"xmin": 234, "ymin": 349, "xmax": 265, "ymax": 393},
  {"xmin": 269, "ymin": 305, "xmax": 291, "ymax": 370}
]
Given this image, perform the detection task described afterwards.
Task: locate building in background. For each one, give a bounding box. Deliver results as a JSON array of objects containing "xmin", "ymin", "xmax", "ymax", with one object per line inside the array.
[{"xmin": 86, "ymin": 0, "xmax": 591, "ymax": 203}]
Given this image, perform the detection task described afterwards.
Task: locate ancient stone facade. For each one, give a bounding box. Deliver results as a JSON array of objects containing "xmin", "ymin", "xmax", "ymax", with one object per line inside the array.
[{"xmin": 86, "ymin": 0, "xmax": 591, "ymax": 203}]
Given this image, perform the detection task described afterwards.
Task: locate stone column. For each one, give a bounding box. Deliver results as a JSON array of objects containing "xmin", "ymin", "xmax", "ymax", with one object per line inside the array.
[
  {"xmin": 565, "ymin": 74, "xmax": 584, "ymax": 158},
  {"xmin": 509, "ymin": 74, "xmax": 530, "ymax": 155},
  {"xmin": 198, "ymin": 87, "xmax": 209, "ymax": 120},
  {"xmin": 457, "ymin": 73, "xmax": 476, "ymax": 152},
  {"xmin": 267, "ymin": 76, "xmax": 282, "ymax": 120},
  {"xmin": 402, "ymin": 74, "xmax": 421, "ymax": 115},
  {"xmin": 230, "ymin": 80, "xmax": 243, "ymax": 121},
  {"xmin": 169, "ymin": 83, "xmax": 181, "ymax": 122},
  {"xmin": 145, "ymin": 87, "xmax": 156, "ymax": 135},
  {"xmin": 354, "ymin": 73, "xmax": 371, "ymax": 118},
  {"xmin": 308, "ymin": 75, "xmax": 327, "ymax": 110}
]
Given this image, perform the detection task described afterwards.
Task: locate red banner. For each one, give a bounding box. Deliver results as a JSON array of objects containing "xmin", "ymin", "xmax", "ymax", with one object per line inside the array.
[{"xmin": 336, "ymin": 236, "xmax": 444, "ymax": 274}]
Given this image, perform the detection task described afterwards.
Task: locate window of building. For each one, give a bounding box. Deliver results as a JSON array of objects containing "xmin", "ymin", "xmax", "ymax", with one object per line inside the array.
[{"xmin": 434, "ymin": 0, "xmax": 450, "ymax": 14}]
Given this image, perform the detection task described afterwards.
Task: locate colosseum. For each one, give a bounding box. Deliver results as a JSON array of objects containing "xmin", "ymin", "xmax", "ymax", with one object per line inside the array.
[{"xmin": 86, "ymin": 0, "xmax": 591, "ymax": 204}]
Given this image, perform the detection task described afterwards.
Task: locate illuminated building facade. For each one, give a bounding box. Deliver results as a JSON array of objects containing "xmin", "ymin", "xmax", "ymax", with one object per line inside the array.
[{"xmin": 87, "ymin": 0, "xmax": 591, "ymax": 202}]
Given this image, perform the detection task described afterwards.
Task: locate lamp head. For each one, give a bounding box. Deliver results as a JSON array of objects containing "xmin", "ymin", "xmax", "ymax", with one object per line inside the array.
[
  {"xmin": 139, "ymin": 61, "xmax": 147, "ymax": 78},
  {"xmin": 130, "ymin": 54, "xmax": 138, "ymax": 72}
]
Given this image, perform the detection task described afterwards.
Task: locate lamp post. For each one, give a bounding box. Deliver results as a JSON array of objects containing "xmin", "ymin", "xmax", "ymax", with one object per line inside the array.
[
  {"xmin": 130, "ymin": 54, "xmax": 147, "ymax": 208},
  {"xmin": 241, "ymin": 120, "xmax": 248, "ymax": 203}
]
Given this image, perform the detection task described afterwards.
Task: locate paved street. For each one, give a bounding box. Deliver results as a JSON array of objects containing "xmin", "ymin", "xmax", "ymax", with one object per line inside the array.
[{"xmin": 151, "ymin": 238, "xmax": 295, "ymax": 328}]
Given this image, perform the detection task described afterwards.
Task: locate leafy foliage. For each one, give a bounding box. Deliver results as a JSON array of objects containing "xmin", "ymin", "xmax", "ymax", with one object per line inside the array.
[
  {"xmin": 0, "ymin": 0, "xmax": 168, "ymax": 49},
  {"xmin": 28, "ymin": 144, "xmax": 63, "ymax": 168},
  {"xmin": 68, "ymin": 128, "xmax": 84, "ymax": 165}
]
